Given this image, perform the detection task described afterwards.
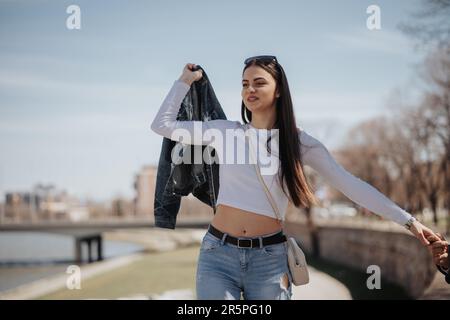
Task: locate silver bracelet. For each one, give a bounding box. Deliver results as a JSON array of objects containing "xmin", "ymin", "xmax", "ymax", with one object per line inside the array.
[{"xmin": 404, "ymin": 216, "xmax": 416, "ymax": 230}]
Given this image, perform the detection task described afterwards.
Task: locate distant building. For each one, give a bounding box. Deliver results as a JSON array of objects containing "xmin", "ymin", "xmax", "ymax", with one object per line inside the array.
[
  {"xmin": 67, "ymin": 206, "xmax": 90, "ymax": 222},
  {"xmin": 4, "ymin": 192, "xmax": 36, "ymax": 222},
  {"xmin": 110, "ymin": 197, "xmax": 134, "ymax": 218},
  {"xmin": 134, "ymin": 165, "xmax": 157, "ymax": 217},
  {"xmin": 133, "ymin": 164, "xmax": 218, "ymax": 222},
  {"xmin": 3, "ymin": 183, "xmax": 88, "ymax": 223}
]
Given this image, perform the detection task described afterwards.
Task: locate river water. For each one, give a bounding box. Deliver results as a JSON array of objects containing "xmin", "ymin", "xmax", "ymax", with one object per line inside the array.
[{"xmin": 0, "ymin": 231, "xmax": 145, "ymax": 292}]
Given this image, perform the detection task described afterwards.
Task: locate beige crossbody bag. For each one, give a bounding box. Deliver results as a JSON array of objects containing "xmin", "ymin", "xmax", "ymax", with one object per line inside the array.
[{"xmin": 247, "ymin": 132, "xmax": 309, "ymax": 286}]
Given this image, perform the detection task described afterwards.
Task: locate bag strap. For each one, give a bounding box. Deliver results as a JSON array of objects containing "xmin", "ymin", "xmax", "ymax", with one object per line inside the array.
[{"xmin": 247, "ymin": 132, "xmax": 282, "ymax": 221}]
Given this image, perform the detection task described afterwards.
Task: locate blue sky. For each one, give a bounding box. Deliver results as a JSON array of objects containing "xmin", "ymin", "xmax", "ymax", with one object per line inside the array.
[{"xmin": 0, "ymin": 0, "xmax": 426, "ymax": 202}]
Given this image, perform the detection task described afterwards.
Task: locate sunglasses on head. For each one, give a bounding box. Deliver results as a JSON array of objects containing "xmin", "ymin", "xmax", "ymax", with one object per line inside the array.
[{"xmin": 244, "ymin": 55, "xmax": 278, "ymax": 65}]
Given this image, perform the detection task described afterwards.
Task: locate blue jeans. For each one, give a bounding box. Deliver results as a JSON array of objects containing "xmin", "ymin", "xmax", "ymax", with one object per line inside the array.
[{"xmin": 196, "ymin": 228, "xmax": 293, "ymax": 300}]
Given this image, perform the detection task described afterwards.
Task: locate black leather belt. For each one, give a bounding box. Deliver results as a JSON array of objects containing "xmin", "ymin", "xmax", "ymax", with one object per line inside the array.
[{"xmin": 208, "ymin": 224, "xmax": 286, "ymax": 248}]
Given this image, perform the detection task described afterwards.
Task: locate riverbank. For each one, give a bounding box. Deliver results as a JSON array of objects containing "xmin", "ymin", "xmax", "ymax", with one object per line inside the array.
[
  {"xmin": 0, "ymin": 227, "xmax": 205, "ymax": 299},
  {"xmin": 1, "ymin": 227, "xmax": 352, "ymax": 300},
  {"xmin": 284, "ymin": 218, "xmax": 450, "ymax": 299},
  {"xmin": 37, "ymin": 245, "xmax": 353, "ymax": 300},
  {"xmin": 4, "ymin": 225, "xmax": 442, "ymax": 300},
  {"xmin": 0, "ymin": 230, "xmax": 148, "ymax": 292}
]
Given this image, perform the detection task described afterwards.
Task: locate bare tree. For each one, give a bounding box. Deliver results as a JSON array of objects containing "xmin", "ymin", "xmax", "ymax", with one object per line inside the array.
[
  {"xmin": 400, "ymin": 0, "xmax": 450, "ymax": 231},
  {"xmin": 331, "ymin": 118, "xmax": 398, "ymax": 218},
  {"xmin": 383, "ymin": 122, "xmax": 424, "ymax": 215},
  {"xmin": 334, "ymin": 109, "xmax": 445, "ymax": 225},
  {"xmin": 419, "ymin": 49, "xmax": 450, "ymax": 230},
  {"xmin": 405, "ymin": 103, "xmax": 445, "ymax": 224},
  {"xmin": 399, "ymin": 0, "xmax": 450, "ymax": 51}
]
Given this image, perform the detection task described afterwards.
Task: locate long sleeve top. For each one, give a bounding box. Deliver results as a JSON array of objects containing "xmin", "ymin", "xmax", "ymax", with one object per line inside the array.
[{"xmin": 151, "ymin": 79, "xmax": 413, "ymax": 226}]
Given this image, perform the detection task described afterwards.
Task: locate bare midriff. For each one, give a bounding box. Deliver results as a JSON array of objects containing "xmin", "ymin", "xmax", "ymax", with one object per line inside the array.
[{"xmin": 210, "ymin": 204, "xmax": 283, "ymax": 238}]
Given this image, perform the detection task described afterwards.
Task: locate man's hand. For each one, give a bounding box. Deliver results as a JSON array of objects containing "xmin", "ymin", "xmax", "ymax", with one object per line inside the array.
[{"xmin": 427, "ymin": 233, "xmax": 449, "ymax": 270}]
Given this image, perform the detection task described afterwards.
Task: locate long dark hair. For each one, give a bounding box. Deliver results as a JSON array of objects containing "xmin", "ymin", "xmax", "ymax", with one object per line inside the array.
[{"xmin": 241, "ymin": 59, "xmax": 318, "ymax": 208}]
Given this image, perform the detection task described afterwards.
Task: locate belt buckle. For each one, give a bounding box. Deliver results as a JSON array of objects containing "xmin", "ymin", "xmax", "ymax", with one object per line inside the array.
[{"xmin": 237, "ymin": 238, "xmax": 252, "ymax": 248}]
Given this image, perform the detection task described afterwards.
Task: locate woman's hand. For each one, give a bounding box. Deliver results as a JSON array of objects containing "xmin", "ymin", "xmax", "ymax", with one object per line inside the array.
[
  {"xmin": 178, "ymin": 63, "xmax": 203, "ymax": 86},
  {"xmin": 409, "ymin": 220, "xmax": 437, "ymax": 246}
]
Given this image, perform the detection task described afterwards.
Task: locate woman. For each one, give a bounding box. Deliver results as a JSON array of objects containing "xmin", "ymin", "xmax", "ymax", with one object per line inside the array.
[{"xmin": 151, "ymin": 56, "xmax": 437, "ymax": 300}]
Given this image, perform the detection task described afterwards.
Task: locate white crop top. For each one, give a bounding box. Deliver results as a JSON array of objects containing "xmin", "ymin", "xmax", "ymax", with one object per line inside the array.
[{"xmin": 150, "ymin": 79, "xmax": 412, "ymax": 226}]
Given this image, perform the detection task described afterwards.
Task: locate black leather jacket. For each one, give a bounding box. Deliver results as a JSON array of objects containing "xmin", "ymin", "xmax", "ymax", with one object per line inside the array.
[{"xmin": 153, "ymin": 66, "xmax": 227, "ymax": 229}]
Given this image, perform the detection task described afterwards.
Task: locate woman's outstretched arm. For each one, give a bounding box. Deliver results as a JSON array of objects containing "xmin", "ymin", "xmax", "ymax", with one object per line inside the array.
[{"xmin": 298, "ymin": 128, "xmax": 436, "ymax": 245}]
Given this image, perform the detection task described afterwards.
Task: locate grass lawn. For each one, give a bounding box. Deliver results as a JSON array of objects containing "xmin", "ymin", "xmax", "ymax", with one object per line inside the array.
[{"xmin": 39, "ymin": 245, "xmax": 200, "ymax": 300}]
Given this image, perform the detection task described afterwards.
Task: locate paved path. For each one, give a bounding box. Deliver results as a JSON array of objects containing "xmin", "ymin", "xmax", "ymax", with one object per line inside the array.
[
  {"xmin": 291, "ymin": 266, "xmax": 352, "ymax": 300},
  {"xmin": 150, "ymin": 266, "xmax": 353, "ymax": 300},
  {"xmin": 419, "ymin": 271, "xmax": 450, "ymax": 300}
]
